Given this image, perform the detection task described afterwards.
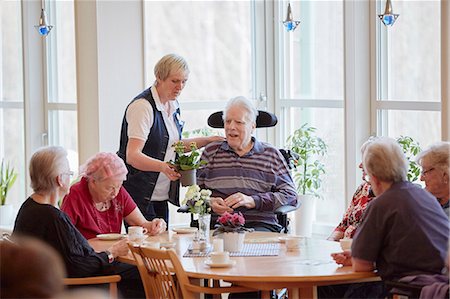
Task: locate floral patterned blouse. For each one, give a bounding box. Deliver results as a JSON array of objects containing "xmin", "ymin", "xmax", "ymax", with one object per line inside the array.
[{"xmin": 333, "ymin": 182, "xmax": 376, "ymax": 239}]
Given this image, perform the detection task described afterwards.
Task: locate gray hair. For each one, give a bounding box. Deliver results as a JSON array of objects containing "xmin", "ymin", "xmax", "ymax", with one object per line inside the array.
[
  {"xmin": 360, "ymin": 136, "xmax": 378, "ymax": 155},
  {"xmin": 363, "ymin": 137, "xmax": 408, "ymax": 183},
  {"xmin": 416, "ymin": 141, "xmax": 450, "ymax": 175},
  {"xmin": 154, "ymin": 54, "xmax": 189, "ymax": 83},
  {"xmin": 223, "ymin": 96, "xmax": 258, "ymax": 124},
  {"xmin": 29, "ymin": 146, "xmax": 68, "ymax": 193}
]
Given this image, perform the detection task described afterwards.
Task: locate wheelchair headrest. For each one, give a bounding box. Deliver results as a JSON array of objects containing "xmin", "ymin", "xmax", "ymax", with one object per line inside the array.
[{"xmin": 207, "ymin": 110, "xmax": 278, "ymax": 128}]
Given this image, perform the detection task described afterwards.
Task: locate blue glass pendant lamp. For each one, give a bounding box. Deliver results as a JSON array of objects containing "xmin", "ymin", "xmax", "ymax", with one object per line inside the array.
[
  {"xmin": 34, "ymin": 0, "xmax": 53, "ymax": 36},
  {"xmin": 378, "ymin": 0, "xmax": 399, "ymax": 27},
  {"xmin": 283, "ymin": 2, "xmax": 301, "ymax": 32}
]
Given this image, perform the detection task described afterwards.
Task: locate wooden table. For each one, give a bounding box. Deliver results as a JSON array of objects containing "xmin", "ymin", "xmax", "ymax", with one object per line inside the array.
[{"xmin": 89, "ymin": 231, "xmax": 378, "ymax": 299}]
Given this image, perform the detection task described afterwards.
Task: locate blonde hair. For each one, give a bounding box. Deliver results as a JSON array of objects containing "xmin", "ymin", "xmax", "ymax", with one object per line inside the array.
[
  {"xmin": 363, "ymin": 137, "xmax": 408, "ymax": 182},
  {"xmin": 80, "ymin": 152, "xmax": 127, "ymax": 182},
  {"xmin": 29, "ymin": 146, "xmax": 68, "ymax": 193},
  {"xmin": 154, "ymin": 54, "xmax": 189, "ymax": 83}
]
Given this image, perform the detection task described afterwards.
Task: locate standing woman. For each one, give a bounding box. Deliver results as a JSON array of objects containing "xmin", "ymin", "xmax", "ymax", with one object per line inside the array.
[
  {"xmin": 13, "ymin": 146, "xmax": 144, "ymax": 298},
  {"xmin": 117, "ymin": 54, "xmax": 222, "ymax": 224}
]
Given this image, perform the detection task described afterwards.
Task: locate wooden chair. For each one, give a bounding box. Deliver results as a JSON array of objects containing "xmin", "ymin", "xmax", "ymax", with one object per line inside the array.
[
  {"xmin": 2, "ymin": 233, "xmax": 121, "ymax": 299},
  {"xmin": 128, "ymin": 243, "xmax": 256, "ymax": 299},
  {"xmin": 63, "ymin": 275, "xmax": 121, "ymax": 298}
]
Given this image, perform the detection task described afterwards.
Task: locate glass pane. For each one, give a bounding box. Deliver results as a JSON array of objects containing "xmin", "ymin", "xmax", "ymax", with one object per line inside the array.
[
  {"xmin": 144, "ymin": 1, "xmax": 254, "ymax": 102},
  {"xmin": 0, "ymin": 108, "xmax": 25, "ymax": 209},
  {"xmin": 48, "ymin": 110, "xmax": 79, "ymax": 174},
  {"xmin": 279, "ymin": 1, "xmax": 344, "ymax": 100},
  {"xmin": 284, "ymin": 107, "xmax": 345, "ymax": 224},
  {"xmin": 379, "ymin": 110, "xmax": 441, "ymax": 149},
  {"xmin": 46, "ymin": 0, "xmax": 77, "ymax": 104},
  {"xmin": 1, "ymin": 0, "xmax": 23, "ymax": 102},
  {"xmin": 378, "ymin": 1, "xmax": 440, "ymax": 101}
]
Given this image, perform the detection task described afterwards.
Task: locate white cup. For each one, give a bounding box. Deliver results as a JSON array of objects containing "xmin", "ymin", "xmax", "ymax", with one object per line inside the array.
[
  {"xmin": 285, "ymin": 236, "xmax": 302, "ymax": 251},
  {"xmin": 210, "ymin": 251, "xmax": 230, "ymax": 264},
  {"xmin": 339, "ymin": 238, "xmax": 353, "ymax": 251},
  {"xmin": 212, "ymin": 238, "xmax": 224, "ymax": 252},
  {"xmin": 128, "ymin": 226, "xmax": 148, "ymax": 244}
]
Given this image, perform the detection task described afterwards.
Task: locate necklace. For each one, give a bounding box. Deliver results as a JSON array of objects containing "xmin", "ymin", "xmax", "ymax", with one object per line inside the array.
[{"xmin": 94, "ymin": 200, "xmax": 111, "ymax": 212}]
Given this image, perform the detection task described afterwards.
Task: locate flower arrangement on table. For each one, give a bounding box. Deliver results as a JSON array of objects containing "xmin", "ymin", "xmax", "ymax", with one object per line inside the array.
[
  {"xmin": 168, "ymin": 141, "xmax": 207, "ymax": 171},
  {"xmin": 182, "ymin": 184, "xmax": 211, "ymax": 216},
  {"xmin": 212, "ymin": 211, "xmax": 254, "ymax": 236}
]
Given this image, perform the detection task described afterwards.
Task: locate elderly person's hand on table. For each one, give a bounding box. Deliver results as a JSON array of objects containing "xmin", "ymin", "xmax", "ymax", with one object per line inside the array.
[
  {"xmin": 331, "ymin": 251, "xmax": 353, "ymax": 266},
  {"xmin": 142, "ymin": 218, "xmax": 167, "ymax": 235}
]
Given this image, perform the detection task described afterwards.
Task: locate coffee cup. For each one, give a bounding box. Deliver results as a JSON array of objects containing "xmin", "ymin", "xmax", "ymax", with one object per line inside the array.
[
  {"xmin": 128, "ymin": 226, "xmax": 148, "ymax": 244},
  {"xmin": 339, "ymin": 238, "xmax": 353, "ymax": 251},
  {"xmin": 212, "ymin": 238, "xmax": 224, "ymax": 252},
  {"xmin": 210, "ymin": 251, "xmax": 230, "ymax": 264},
  {"xmin": 285, "ymin": 236, "xmax": 302, "ymax": 251}
]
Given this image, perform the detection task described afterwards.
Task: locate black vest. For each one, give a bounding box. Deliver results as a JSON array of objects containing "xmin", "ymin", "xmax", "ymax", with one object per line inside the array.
[{"xmin": 117, "ymin": 87, "xmax": 183, "ymax": 207}]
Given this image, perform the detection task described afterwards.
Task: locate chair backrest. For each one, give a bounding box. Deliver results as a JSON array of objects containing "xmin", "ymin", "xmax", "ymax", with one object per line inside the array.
[
  {"xmin": 207, "ymin": 110, "xmax": 278, "ymax": 128},
  {"xmin": 128, "ymin": 244, "xmax": 188, "ymax": 299}
]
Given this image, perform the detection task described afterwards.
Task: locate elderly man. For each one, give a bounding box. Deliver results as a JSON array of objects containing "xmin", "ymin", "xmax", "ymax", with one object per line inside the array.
[
  {"xmin": 197, "ymin": 96, "xmax": 297, "ymax": 232},
  {"xmin": 331, "ymin": 137, "xmax": 449, "ymax": 298}
]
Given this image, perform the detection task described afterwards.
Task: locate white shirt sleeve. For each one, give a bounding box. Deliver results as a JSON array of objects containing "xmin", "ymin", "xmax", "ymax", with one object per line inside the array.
[{"xmin": 125, "ymin": 98, "xmax": 154, "ymax": 141}]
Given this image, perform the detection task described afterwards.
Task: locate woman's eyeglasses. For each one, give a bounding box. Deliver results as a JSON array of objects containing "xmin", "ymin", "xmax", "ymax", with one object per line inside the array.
[{"xmin": 420, "ymin": 167, "xmax": 435, "ymax": 177}]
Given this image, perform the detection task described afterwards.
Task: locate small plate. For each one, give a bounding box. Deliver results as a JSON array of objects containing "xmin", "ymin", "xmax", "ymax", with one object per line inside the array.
[
  {"xmin": 204, "ymin": 260, "xmax": 236, "ymax": 268},
  {"xmin": 96, "ymin": 233, "xmax": 126, "ymax": 240},
  {"xmin": 172, "ymin": 227, "xmax": 198, "ymax": 234}
]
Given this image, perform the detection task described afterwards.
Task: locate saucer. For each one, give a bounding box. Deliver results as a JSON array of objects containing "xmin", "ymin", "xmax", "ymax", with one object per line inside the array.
[
  {"xmin": 172, "ymin": 227, "xmax": 198, "ymax": 234},
  {"xmin": 204, "ymin": 260, "xmax": 236, "ymax": 268},
  {"xmin": 96, "ymin": 233, "xmax": 126, "ymax": 240}
]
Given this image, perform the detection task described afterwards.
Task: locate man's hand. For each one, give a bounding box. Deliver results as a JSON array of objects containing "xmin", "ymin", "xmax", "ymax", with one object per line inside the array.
[
  {"xmin": 144, "ymin": 218, "xmax": 167, "ymax": 235},
  {"xmin": 331, "ymin": 250, "xmax": 352, "ymax": 266},
  {"xmin": 108, "ymin": 238, "xmax": 129, "ymax": 258},
  {"xmin": 224, "ymin": 192, "xmax": 255, "ymax": 209},
  {"xmin": 210, "ymin": 197, "xmax": 233, "ymax": 214}
]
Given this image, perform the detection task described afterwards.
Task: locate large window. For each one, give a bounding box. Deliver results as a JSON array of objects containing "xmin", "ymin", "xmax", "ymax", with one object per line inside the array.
[
  {"xmin": 376, "ymin": 0, "xmax": 441, "ymax": 147},
  {"xmin": 278, "ymin": 0, "xmax": 345, "ymax": 225}
]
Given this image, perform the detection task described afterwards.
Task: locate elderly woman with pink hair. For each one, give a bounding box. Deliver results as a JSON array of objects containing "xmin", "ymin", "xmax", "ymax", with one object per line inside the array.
[{"xmin": 61, "ymin": 152, "xmax": 166, "ymax": 240}]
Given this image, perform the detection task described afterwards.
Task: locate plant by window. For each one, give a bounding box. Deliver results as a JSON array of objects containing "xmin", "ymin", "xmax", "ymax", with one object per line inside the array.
[
  {"xmin": 0, "ymin": 159, "xmax": 18, "ymax": 206},
  {"xmin": 212, "ymin": 212, "xmax": 253, "ymax": 236},
  {"xmin": 182, "ymin": 184, "xmax": 211, "ymax": 215},
  {"xmin": 286, "ymin": 123, "xmax": 328, "ymax": 197},
  {"xmin": 168, "ymin": 141, "xmax": 207, "ymax": 171},
  {"xmin": 396, "ymin": 136, "xmax": 422, "ymax": 183}
]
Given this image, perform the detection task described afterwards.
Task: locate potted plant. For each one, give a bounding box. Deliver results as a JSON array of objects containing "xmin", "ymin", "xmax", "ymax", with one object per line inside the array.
[
  {"xmin": 286, "ymin": 123, "xmax": 328, "ymax": 237},
  {"xmin": 0, "ymin": 159, "xmax": 18, "ymax": 226},
  {"xmin": 212, "ymin": 212, "xmax": 253, "ymax": 252},
  {"xmin": 168, "ymin": 141, "xmax": 207, "ymax": 186},
  {"xmin": 396, "ymin": 135, "xmax": 422, "ymax": 183}
]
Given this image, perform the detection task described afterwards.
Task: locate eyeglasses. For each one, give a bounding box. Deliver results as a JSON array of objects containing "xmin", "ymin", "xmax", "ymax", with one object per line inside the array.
[
  {"xmin": 421, "ymin": 167, "xmax": 435, "ymax": 177},
  {"xmin": 61, "ymin": 171, "xmax": 74, "ymax": 178}
]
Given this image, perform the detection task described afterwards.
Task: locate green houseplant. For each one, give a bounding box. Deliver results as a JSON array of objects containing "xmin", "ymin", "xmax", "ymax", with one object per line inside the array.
[
  {"xmin": 0, "ymin": 159, "xmax": 17, "ymax": 206},
  {"xmin": 168, "ymin": 141, "xmax": 207, "ymax": 186},
  {"xmin": 286, "ymin": 123, "xmax": 328, "ymax": 197},
  {"xmin": 396, "ymin": 135, "xmax": 422, "ymax": 183},
  {"xmin": 0, "ymin": 159, "xmax": 18, "ymax": 226},
  {"xmin": 286, "ymin": 124, "xmax": 328, "ymax": 237}
]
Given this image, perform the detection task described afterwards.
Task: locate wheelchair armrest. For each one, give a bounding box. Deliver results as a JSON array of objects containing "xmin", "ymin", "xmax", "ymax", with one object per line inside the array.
[
  {"xmin": 177, "ymin": 205, "xmax": 190, "ymax": 213},
  {"xmin": 274, "ymin": 204, "xmax": 298, "ymax": 215}
]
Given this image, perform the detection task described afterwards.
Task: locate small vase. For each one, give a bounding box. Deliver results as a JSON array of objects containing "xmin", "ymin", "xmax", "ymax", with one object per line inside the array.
[
  {"xmin": 222, "ymin": 232, "xmax": 245, "ymax": 252},
  {"xmin": 197, "ymin": 213, "xmax": 211, "ymax": 243},
  {"xmin": 179, "ymin": 169, "xmax": 197, "ymax": 186}
]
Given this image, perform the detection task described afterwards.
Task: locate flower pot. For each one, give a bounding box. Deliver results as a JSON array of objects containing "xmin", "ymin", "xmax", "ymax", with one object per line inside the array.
[
  {"xmin": 0, "ymin": 204, "xmax": 14, "ymax": 226},
  {"xmin": 222, "ymin": 232, "xmax": 245, "ymax": 252},
  {"xmin": 179, "ymin": 169, "xmax": 197, "ymax": 187},
  {"xmin": 294, "ymin": 194, "xmax": 316, "ymax": 237}
]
